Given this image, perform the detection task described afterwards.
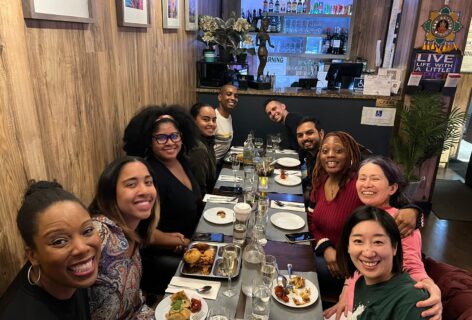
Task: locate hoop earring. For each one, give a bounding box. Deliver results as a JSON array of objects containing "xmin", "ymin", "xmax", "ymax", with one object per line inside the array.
[{"xmin": 27, "ymin": 265, "xmax": 41, "ymax": 286}]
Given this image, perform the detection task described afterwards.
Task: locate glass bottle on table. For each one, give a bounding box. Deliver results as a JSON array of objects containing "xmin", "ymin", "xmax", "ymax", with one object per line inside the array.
[
  {"xmin": 241, "ymin": 232, "xmax": 265, "ymax": 297},
  {"xmin": 243, "ymin": 132, "xmax": 255, "ymax": 166}
]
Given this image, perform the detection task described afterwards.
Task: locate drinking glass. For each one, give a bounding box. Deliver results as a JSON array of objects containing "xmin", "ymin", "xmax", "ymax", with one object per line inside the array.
[
  {"xmin": 272, "ymin": 133, "xmax": 282, "ymax": 150},
  {"xmin": 261, "ymin": 255, "xmax": 277, "ymax": 288},
  {"xmin": 222, "ymin": 244, "xmax": 239, "ymax": 297},
  {"xmin": 243, "ymin": 166, "xmax": 256, "ymax": 191},
  {"xmin": 254, "ymin": 137, "xmax": 264, "ymax": 152},
  {"xmin": 231, "ymin": 154, "xmax": 241, "ymax": 187},
  {"xmin": 207, "ymin": 305, "xmax": 230, "ymax": 320},
  {"xmin": 252, "ymin": 283, "xmax": 271, "ymax": 319},
  {"xmin": 254, "ymin": 197, "xmax": 269, "ymax": 245}
]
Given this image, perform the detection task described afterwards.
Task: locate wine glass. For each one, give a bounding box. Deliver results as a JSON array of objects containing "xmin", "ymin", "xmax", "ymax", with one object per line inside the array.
[
  {"xmin": 231, "ymin": 154, "xmax": 241, "ymax": 187},
  {"xmin": 222, "ymin": 244, "xmax": 238, "ymax": 297},
  {"xmin": 207, "ymin": 305, "xmax": 230, "ymax": 320},
  {"xmin": 272, "ymin": 133, "xmax": 282, "ymax": 150}
]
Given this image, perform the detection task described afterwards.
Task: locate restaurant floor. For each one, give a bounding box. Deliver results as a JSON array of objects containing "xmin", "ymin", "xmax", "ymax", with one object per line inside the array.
[{"xmin": 421, "ymin": 166, "xmax": 472, "ymax": 273}]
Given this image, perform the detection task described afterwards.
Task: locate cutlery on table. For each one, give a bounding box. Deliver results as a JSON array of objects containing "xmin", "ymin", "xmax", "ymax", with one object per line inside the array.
[
  {"xmin": 168, "ymin": 284, "xmax": 213, "ymax": 294},
  {"xmin": 274, "ymin": 200, "xmax": 305, "ymax": 208},
  {"xmin": 287, "ymin": 263, "xmax": 293, "ymax": 290},
  {"xmin": 275, "ymin": 263, "xmax": 288, "ymax": 293}
]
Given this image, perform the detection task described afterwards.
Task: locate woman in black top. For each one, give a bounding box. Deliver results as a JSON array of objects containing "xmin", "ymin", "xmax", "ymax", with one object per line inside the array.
[
  {"xmin": 123, "ymin": 105, "xmax": 202, "ymax": 294},
  {"xmin": 0, "ymin": 181, "xmax": 101, "ymax": 320},
  {"xmin": 186, "ymin": 102, "xmax": 217, "ymax": 196}
]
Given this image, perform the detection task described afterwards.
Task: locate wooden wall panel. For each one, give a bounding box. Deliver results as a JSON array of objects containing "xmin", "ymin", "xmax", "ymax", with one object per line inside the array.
[
  {"xmin": 350, "ymin": 0, "xmax": 393, "ymax": 69},
  {"xmin": 0, "ymin": 0, "xmax": 220, "ymax": 294}
]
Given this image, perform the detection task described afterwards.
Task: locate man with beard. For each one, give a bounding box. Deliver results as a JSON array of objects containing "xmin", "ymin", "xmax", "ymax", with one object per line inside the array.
[
  {"xmin": 296, "ymin": 117, "xmax": 324, "ymax": 196},
  {"xmin": 214, "ymin": 84, "xmax": 239, "ymax": 162},
  {"xmin": 264, "ymin": 99, "xmax": 304, "ymax": 155}
]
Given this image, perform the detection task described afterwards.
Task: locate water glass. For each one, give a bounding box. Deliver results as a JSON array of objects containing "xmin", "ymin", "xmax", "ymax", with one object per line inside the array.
[
  {"xmin": 231, "ymin": 154, "xmax": 241, "ymax": 187},
  {"xmin": 207, "ymin": 305, "xmax": 230, "ymax": 320},
  {"xmin": 252, "ymin": 283, "xmax": 271, "ymax": 320},
  {"xmin": 261, "ymin": 255, "xmax": 277, "ymax": 288},
  {"xmin": 243, "ymin": 166, "xmax": 256, "ymax": 191}
]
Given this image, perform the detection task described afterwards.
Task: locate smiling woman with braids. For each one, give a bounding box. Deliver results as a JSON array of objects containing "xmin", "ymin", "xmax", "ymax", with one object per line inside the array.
[
  {"xmin": 308, "ymin": 132, "xmax": 420, "ymax": 300},
  {"xmin": 123, "ymin": 105, "xmax": 202, "ymax": 295},
  {"xmin": 0, "ymin": 181, "xmax": 100, "ymax": 320}
]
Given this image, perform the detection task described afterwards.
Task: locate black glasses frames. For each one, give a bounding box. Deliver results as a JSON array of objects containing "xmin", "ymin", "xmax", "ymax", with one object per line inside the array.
[{"xmin": 152, "ymin": 132, "xmax": 182, "ymax": 144}]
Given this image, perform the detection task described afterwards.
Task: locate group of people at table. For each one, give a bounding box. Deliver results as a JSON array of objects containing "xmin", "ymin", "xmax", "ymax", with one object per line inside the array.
[{"xmin": 0, "ymin": 83, "xmax": 443, "ymax": 319}]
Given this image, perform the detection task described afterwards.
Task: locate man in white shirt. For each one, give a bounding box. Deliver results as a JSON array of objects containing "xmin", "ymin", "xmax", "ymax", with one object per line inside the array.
[{"xmin": 214, "ymin": 84, "xmax": 239, "ymax": 161}]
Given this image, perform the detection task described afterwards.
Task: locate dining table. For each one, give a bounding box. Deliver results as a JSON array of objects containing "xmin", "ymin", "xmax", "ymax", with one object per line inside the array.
[{"xmin": 162, "ymin": 148, "xmax": 324, "ymax": 320}]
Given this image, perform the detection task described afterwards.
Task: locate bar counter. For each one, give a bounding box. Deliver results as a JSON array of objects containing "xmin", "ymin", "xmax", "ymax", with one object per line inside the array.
[{"xmin": 197, "ymin": 87, "xmax": 401, "ymax": 155}]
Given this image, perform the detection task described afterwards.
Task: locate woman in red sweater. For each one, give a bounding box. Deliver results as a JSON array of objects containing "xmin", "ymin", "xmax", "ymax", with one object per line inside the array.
[{"xmin": 308, "ymin": 132, "xmax": 419, "ymax": 299}]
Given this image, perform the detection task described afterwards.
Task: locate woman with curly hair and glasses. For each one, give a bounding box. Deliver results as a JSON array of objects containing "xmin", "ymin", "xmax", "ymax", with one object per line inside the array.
[{"xmin": 123, "ymin": 105, "xmax": 202, "ymax": 295}]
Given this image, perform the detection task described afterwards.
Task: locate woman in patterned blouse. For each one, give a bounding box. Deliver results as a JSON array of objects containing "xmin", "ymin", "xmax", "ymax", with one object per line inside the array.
[{"xmin": 88, "ymin": 156, "xmax": 158, "ymax": 319}]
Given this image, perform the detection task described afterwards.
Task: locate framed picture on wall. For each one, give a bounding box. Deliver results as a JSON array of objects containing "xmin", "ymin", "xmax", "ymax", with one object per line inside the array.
[
  {"xmin": 116, "ymin": 0, "xmax": 151, "ymax": 27},
  {"xmin": 21, "ymin": 0, "xmax": 94, "ymax": 23},
  {"xmin": 185, "ymin": 0, "xmax": 198, "ymax": 31},
  {"xmin": 162, "ymin": 0, "xmax": 180, "ymax": 29}
]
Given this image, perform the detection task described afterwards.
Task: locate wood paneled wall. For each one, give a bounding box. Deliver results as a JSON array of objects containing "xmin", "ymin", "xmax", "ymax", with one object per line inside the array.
[{"xmin": 0, "ymin": 0, "xmax": 219, "ymax": 294}]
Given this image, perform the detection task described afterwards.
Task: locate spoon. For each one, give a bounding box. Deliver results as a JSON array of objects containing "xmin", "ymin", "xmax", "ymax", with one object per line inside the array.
[
  {"xmin": 287, "ymin": 263, "xmax": 293, "ymax": 290},
  {"xmin": 275, "ymin": 263, "xmax": 288, "ymax": 293},
  {"xmin": 169, "ymin": 284, "xmax": 212, "ymax": 294}
]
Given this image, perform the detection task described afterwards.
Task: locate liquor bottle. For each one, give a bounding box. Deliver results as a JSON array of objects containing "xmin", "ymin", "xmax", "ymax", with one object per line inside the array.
[
  {"xmin": 302, "ymin": 0, "xmax": 307, "ymax": 13},
  {"xmin": 341, "ymin": 28, "xmax": 348, "ymax": 54},
  {"xmin": 268, "ymin": 0, "xmax": 274, "ymax": 12},
  {"xmin": 331, "ymin": 26, "xmax": 341, "ymax": 54},
  {"xmin": 297, "ymin": 0, "xmax": 302, "ymax": 13},
  {"xmin": 275, "ymin": 0, "xmax": 280, "ymax": 13},
  {"xmin": 263, "ymin": 0, "xmax": 268, "ymax": 13},
  {"xmin": 292, "ymin": 0, "xmax": 297, "ymax": 13},
  {"xmin": 281, "ymin": 0, "xmax": 285, "ymax": 12},
  {"xmin": 243, "ymin": 133, "xmax": 255, "ymax": 166},
  {"xmin": 323, "ymin": 28, "xmax": 332, "ymax": 53},
  {"xmin": 286, "ymin": 0, "xmax": 291, "ymax": 13},
  {"xmin": 242, "ymin": 11, "xmax": 245, "ymax": 19}
]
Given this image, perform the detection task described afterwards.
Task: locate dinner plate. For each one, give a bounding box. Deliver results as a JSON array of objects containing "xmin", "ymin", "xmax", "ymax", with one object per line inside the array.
[
  {"xmin": 203, "ymin": 207, "xmax": 234, "ymax": 224},
  {"xmin": 155, "ymin": 289, "xmax": 208, "ymax": 320},
  {"xmin": 272, "ymin": 276, "xmax": 319, "ymax": 308},
  {"xmin": 270, "ymin": 212, "xmax": 305, "ymax": 230},
  {"xmin": 276, "ymin": 157, "xmax": 301, "ymax": 167},
  {"xmin": 274, "ymin": 174, "xmax": 302, "ymax": 186}
]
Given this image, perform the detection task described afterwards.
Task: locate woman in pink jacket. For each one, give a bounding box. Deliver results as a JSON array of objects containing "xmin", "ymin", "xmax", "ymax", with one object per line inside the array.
[{"xmin": 324, "ymin": 155, "xmax": 442, "ymax": 320}]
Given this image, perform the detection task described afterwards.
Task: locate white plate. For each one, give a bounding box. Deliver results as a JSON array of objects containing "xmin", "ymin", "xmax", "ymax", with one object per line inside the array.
[
  {"xmin": 274, "ymin": 174, "xmax": 302, "ymax": 186},
  {"xmin": 203, "ymin": 207, "xmax": 234, "ymax": 225},
  {"xmin": 276, "ymin": 157, "xmax": 301, "ymax": 167},
  {"xmin": 155, "ymin": 289, "xmax": 208, "ymax": 320},
  {"xmin": 272, "ymin": 276, "xmax": 319, "ymax": 308},
  {"xmin": 270, "ymin": 212, "xmax": 305, "ymax": 230}
]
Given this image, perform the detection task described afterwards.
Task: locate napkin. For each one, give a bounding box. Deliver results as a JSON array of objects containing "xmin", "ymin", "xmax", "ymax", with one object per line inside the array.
[
  {"xmin": 271, "ymin": 200, "xmax": 306, "ymax": 212},
  {"xmin": 275, "ymin": 149, "xmax": 298, "ymax": 155},
  {"xmin": 218, "ymin": 175, "xmax": 242, "ymax": 182},
  {"xmin": 165, "ymin": 276, "xmax": 221, "ymax": 300},
  {"xmin": 203, "ymin": 194, "xmax": 238, "ymax": 204},
  {"xmin": 274, "ymin": 169, "xmax": 302, "ymax": 177}
]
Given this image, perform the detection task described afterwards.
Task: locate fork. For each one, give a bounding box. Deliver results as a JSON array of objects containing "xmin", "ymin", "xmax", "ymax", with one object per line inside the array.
[{"xmin": 274, "ymin": 200, "xmax": 305, "ymax": 208}]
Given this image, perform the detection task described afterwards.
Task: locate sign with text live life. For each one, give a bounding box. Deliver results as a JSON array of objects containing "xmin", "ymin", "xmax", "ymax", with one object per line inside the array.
[{"xmin": 411, "ymin": 52, "xmax": 462, "ymax": 80}]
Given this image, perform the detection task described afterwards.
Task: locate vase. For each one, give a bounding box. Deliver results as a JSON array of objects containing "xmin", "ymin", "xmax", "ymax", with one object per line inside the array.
[
  {"xmin": 218, "ymin": 45, "xmax": 234, "ymax": 62},
  {"xmin": 203, "ymin": 48, "xmax": 216, "ymax": 62},
  {"xmin": 236, "ymin": 53, "xmax": 247, "ymax": 64}
]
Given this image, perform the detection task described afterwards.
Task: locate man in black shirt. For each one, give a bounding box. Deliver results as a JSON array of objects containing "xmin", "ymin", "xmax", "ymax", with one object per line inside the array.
[{"xmin": 264, "ymin": 99, "xmax": 303, "ymax": 154}]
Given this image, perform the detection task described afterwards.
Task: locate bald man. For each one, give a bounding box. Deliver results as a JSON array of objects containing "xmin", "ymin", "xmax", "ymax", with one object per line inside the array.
[{"xmin": 214, "ymin": 84, "xmax": 239, "ymax": 161}]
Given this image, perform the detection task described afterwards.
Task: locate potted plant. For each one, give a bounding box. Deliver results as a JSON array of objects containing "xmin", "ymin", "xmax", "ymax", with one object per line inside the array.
[
  {"xmin": 391, "ymin": 92, "xmax": 467, "ymax": 193},
  {"xmin": 198, "ymin": 14, "xmax": 255, "ymax": 62}
]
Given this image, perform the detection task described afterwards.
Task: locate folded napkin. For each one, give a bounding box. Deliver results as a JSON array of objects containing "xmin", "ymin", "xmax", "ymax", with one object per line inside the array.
[
  {"xmin": 203, "ymin": 194, "xmax": 238, "ymax": 204},
  {"xmin": 218, "ymin": 175, "xmax": 242, "ymax": 182},
  {"xmin": 274, "ymin": 169, "xmax": 302, "ymax": 177},
  {"xmin": 271, "ymin": 200, "xmax": 306, "ymax": 212},
  {"xmin": 275, "ymin": 149, "xmax": 298, "ymax": 155},
  {"xmin": 165, "ymin": 276, "xmax": 221, "ymax": 300}
]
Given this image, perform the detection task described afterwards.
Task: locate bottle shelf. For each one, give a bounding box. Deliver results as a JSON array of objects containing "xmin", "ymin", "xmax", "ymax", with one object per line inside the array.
[{"xmin": 265, "ymin": 13, "xmax": 351, "ymax": 18}]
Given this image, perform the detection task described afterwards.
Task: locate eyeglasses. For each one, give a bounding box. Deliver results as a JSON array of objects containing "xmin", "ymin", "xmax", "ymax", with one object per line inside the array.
[{"xmin": 152, "ymin": 132, "xmax": 182, "ymax": 144}]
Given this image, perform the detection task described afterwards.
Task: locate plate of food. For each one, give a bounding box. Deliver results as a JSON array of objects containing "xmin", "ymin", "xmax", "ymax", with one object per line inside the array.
[
  {"xmin": 272, "ymin": 275, "xmax": 319, "ymax": 308},
  {"xmin": 274, "ymin": 173, "xmax": 302, "ymax": 186},
  {"xmin": 155, "ymin": 290, "xmax": 208, "ymax": 320},
  {"xmin": 203, "ymin": 207, "xmax": 234, "ymax": 225},
  {"xmin": 276, "ymin": 157, "xmax": 301, "ymax": 167},
  {"xmin": 181, "ymin": 242, "xmax": 241, "ymax": 279},
  {"xmin": 270, "ymin": 212, "xmax": 305, "ymax": 230}
]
